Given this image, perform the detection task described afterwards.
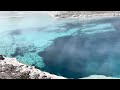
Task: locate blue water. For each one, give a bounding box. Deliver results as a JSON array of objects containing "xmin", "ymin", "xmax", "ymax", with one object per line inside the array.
[{"xmin": 0, "ymin": 13, "xmax": 120, "ymax": 78}]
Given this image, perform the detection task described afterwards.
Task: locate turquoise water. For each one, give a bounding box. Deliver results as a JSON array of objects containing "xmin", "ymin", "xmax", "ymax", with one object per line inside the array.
[{"xmin": 0, "ymin": 13, "xmax": 120, "ymax": 78}]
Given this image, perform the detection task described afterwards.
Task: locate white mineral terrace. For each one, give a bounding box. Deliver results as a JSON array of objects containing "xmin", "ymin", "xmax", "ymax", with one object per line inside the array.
[{"xmin": 0, "ymin": 11, "xmax": 120, "ymax": 18}]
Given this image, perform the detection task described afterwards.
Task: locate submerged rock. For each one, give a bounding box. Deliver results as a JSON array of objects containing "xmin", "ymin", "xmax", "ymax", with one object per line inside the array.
[{"xmin": 0, "ymin": 55, "xmax": 5, "ymax": 60}]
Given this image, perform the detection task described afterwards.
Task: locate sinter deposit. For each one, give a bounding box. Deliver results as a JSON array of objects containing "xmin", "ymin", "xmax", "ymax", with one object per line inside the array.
[{"xmin": 0, "ymin": 56, "xmax": 66, "ymax": 79}]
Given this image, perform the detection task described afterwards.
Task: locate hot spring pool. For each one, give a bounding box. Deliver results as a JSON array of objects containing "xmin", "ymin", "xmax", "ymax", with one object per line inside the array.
[{"xmin": 1, "ymin": 13, "xmax": 120, "ymax": 78}]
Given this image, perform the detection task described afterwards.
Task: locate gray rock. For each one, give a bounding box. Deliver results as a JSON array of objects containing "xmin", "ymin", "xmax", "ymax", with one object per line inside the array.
[
  {"xmin": 0, "ymin": 57, "xmax": 66, "ymax": 79},
  {"xmin": 30, "ymin": 73, "xmax": 39, "ymax": 79}
]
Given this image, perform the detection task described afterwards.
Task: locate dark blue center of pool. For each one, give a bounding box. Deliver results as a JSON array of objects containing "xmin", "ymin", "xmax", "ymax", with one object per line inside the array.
[
  {"xmin": 39, "ymin": 17, "xmax": 120, "ymax": 78},
  {"xmin": 39, "ymin": 32, "xmax": 120, "ymax": 78}
]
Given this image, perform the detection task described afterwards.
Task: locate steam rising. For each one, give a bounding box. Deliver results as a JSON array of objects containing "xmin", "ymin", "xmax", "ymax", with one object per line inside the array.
[
  {"xmin": 0, "ymin": 13, "xmax": 120, "ymax": 78},
  {"xmin": 39, "ymin": 17, "xmax": 120, "ymax": 78}
]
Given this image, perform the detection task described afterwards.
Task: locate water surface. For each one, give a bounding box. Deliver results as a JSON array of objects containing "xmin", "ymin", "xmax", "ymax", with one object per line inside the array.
[{"xmin": 0, "ymin": 13, "xmax": 120, "ymax": 78}]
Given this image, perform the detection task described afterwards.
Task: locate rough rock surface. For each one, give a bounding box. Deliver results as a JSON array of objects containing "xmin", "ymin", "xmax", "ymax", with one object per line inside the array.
[
  {"xmin": 0, "ymin": 56, "xmax": 66, "ymax": 79},
  {"xmin": 52, "ymin": 11, "xmax": 120, "ymax": 18}
]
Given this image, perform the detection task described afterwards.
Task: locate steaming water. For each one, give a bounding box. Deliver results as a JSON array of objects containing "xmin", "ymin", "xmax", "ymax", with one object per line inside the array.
[{"xmin": 0, "ymin": 13, "xmax": 120, "ymax": 78}]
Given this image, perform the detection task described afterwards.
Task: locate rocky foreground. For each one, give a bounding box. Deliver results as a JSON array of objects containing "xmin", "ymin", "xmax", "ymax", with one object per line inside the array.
[{"xmin": 0, "ymin": 56, "xmax": 66, "ymax": 79}]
